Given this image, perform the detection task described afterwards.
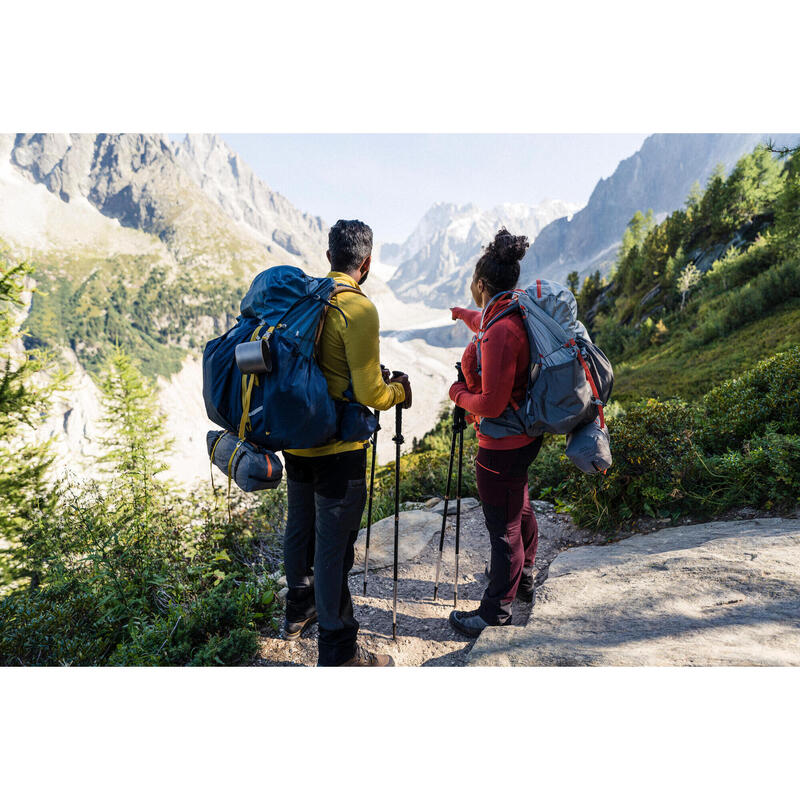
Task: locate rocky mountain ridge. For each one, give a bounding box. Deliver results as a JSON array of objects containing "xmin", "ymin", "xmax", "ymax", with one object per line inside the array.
[
  {"xmin": 519, "ymin": 133, "xmax": 800, "ymax": 287},
  {"xmin": 2, "ymin": 133, "xmax": 329, "ymax": 278},
  {"xmin": 172, "ymin": 134, "xmax": 327, "ymax": 269}
]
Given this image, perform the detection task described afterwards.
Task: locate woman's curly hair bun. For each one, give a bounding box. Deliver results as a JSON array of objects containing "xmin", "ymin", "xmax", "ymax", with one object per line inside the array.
[
  {"xmin": 474, "ymin": 227, "xmax": 530, "ymax": 294},
  {"xmin": 488, "ymin": 228, "xmax": 529, "ymax": 265}
]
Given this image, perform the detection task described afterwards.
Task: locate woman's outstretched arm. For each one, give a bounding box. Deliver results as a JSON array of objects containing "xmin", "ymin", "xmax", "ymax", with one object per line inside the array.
[{"xmin": 451, "ymin": 307, "xmax": 481, "ymax": 333}]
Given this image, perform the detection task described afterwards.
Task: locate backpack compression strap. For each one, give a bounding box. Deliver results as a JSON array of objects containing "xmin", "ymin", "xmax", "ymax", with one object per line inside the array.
[
  {"xmin": 239, "ymin": 324, "xmax": 266, "ymax": 439},
  {"xmin": 569, "ymin": 337, "xmax": 606, "ymax": 429},
  {"xmin": 207, "ymin": 431, "xmax": 242, "ymax": 523}
]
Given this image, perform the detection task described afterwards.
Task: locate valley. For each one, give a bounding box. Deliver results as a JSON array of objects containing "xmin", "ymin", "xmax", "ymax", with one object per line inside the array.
[{"xmin": 2, "ymin": 132, "xmax": 798, "ymax": 490}]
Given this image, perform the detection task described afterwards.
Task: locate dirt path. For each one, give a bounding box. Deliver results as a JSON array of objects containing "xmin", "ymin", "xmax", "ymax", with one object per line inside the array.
[{"xmin": 255, "ymin": 500, "xmax": 605, "ymax": 667}]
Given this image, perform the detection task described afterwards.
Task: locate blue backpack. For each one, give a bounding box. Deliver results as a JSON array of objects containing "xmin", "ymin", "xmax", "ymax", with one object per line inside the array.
[{"xmin": 202, "ymin": 265, "xmax": 377, "ymax": 460}]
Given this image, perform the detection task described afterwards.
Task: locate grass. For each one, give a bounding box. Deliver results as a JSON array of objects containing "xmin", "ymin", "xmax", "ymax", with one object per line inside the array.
[{"xmin": 612, "ymin": 299, "xmax": 800, "ymax": 401}]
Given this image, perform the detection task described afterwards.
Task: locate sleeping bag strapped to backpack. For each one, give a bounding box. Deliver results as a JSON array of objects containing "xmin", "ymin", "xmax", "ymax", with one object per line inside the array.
[
  {"xmin": 476, "ymin": 278, "xmax": 614, "ymax": 474},
  {"xmin": 202, "ymin": 265, "xmax": 377, "ymax": 478}
]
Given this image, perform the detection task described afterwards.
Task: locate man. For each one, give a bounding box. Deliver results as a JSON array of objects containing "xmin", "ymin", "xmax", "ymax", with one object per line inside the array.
[{"xmin": 282, "ymin": 219, "xmax": 412, "ymax": 667}]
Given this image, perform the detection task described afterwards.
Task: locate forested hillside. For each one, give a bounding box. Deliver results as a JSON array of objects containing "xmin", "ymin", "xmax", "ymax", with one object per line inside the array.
[{"xmin": 574, "ymin": 144, "xmax": 800, "ymax": 400}]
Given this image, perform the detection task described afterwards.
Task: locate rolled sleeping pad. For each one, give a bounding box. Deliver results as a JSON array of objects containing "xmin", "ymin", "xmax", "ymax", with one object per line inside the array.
[
  {"xmin": 565, "ymin": 417, "xmax": 613, "ymax": 474},
  {"xmin": 206, "ymin": 430, "xmax": 283, "ymax": 491}
]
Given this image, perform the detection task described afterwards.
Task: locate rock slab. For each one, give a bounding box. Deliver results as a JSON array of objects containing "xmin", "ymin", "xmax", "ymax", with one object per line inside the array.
[
  {"xmin": 430, "ymin": 497, "xmax": 481, "ymax": 516},
  {"xmin": 351, "ymin": 510, "xmax": 443, "ymax": 573},
  {"xmin": 469, "ymin": 518, "xmax": 800, "ymax": 666}
]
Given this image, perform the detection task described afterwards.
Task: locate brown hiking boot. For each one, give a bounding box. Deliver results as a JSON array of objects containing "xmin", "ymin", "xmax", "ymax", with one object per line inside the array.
[
  {"xmin": 339, "ymin": 644, "xmax": 395, "ymax": 667},
  {"xmin": 284, "ymin": 611, "xmax": 317, "ymax": 641}
]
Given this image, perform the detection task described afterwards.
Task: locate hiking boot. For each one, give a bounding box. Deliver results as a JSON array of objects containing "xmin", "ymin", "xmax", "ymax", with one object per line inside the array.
[
  {"xmin": 484, "ymin": 564, "xmax": 536, "ymax": 604},
  {"xmin": 449, "ymin": 608, "xmax": 492, "ymax": 638},
  {"xmin": 516, "ymin": 582, "xmax": 536, "ymax": 605},
  {"xmin": 284, "ymin": 611, "xmax": 317, "ymax": 641},
  {"xmin": 339, "ymin": 644, "xmax": 395, "ymax": 667}
]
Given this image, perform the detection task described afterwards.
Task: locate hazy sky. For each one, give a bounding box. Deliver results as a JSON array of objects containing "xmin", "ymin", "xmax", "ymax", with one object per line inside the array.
[{"xmin": 212, "ymin": 134, "xmax": 649, "ymax": 243}]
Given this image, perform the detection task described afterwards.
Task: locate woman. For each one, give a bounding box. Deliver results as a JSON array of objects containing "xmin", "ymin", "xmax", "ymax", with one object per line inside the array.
[{"xmin": 448, "ymin": 228, "xmax": 543, "ymax": 637}]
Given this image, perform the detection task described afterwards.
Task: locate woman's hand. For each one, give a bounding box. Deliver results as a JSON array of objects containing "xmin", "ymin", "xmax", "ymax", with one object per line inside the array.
[
  {"xmin": 449, "ymin": 380, "xmax": 467, "ymax": 404},
  {"xmin": 450, "ymin": 307, "xmax": 464, "ymax": 321}
]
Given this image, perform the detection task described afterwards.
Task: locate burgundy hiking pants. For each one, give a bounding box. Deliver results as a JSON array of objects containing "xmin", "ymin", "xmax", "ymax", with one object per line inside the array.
[{"xmin": 475, "ymin": 438, "xmax": 543, "ymax": 625}]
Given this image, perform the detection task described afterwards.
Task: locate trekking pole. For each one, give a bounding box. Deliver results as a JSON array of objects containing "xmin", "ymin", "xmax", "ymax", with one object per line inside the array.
[
  {"xmin": 362, "ymin": 410, "xmax": 380, "ymax": 596},
  {"xmin": 432, "ymin": 407, "xmax": 458, "ymax": 601},
  {"xmin": 453, "ymin": 362, "xmax": 466, "ymax": 609},
  {"xmin": 391, "ymin": 401, "xmax": 404, "ymax": 641}
]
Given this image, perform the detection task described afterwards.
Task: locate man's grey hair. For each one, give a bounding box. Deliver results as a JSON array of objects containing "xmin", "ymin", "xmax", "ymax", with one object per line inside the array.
[{"xmin": 328, "ymin": 219, "xmax": 373, "ymax": 272}]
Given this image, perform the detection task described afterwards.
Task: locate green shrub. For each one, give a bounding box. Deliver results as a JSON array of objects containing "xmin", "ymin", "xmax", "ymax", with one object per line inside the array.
[
  {"xmin": 110, "ymin": 575, "xmax": 272, "ymax": 666},
  {"xmin": 0, "ymin": 346, "xmax": 283, "ymax": 666},
  {"xmin": 365, "ymin": 442, "xmax": 480, "ymax": 527},
  {"xmin": 697, "ymin": 346, "xmax": 800, "ymax": 452},
  {"xmin": 537, "ymin": 349, "xmax": 800, "ymax": 530},
  {"xmin": 698, "ymin": 428, "xmax": 800, "ymax": 513},
  {"xmin": 703, "ymin": 236, "xmax": 772, "ymax": 294},
  {"xmin": 527, "ymin": 435, "xmax": 571, "ymax": 499},
  {"xmin": 557, "ymin": 400, "xmax": 698, "ymax": 529},
  {"xmin": 0, "ymin": 577, "xmax": 114, "ymax": 665},
  {"xmin": 0, "ymin": 478, "xmax": 283, "ymax": 666}
]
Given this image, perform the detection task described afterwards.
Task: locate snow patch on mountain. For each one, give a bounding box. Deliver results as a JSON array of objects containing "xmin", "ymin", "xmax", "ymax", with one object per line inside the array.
[{"xmin": 385, "ymin": 199, "xmax": 580, "ymax": 307}]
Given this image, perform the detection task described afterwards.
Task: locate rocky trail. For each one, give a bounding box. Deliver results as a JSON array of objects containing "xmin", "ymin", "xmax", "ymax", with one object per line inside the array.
[
  {"xmin": 256, "ymin": 499, "xmax": 606, "ymax": 667},
  {"xmin": 471, "ymin": 515, "xmax": 800, "ymax": 666},
  {"xmin": 256, "ymin": 500, "xmax": 800, "ymax": 667}
]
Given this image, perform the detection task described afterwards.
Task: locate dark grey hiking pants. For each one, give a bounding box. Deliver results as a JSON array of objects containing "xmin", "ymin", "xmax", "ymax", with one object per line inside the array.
[{"xmin": 283, "ymin": 449, "xmax": 367, "ymax": 666}]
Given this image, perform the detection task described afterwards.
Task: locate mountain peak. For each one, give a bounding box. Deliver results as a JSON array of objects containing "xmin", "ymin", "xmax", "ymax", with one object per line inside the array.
[
  {"xmin": 385, "ymin": 198, "xmax": 579, "ymax": 307},
  {"xmin": 5, "ymin": 132, "xmax": 329, "ymax": 277},
  {"xmin": 172, "ymin": 134, "xmax": 327, "ymax": 271}
]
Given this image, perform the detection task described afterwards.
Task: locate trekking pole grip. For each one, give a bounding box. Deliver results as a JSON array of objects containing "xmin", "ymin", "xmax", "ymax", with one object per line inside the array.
[
  {"xmin": 453, "ymin": 362, "xmax": 467, "ymax": 431},
  {"xmin": 394, "ymin": 405, "xmax": 404, "ymax": 444}
]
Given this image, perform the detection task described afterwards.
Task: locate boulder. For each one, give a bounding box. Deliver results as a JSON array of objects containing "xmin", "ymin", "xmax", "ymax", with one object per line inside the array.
[
  {"xmin": 351, "ymin": 510, "xmax": 443, "ymax": 573},
  {"xmin": 469, "ymin": 518, "xmax": 800, "ymax": 666},
  {"xmin": 430, "ymin": 497, "xmax": 481, "ymax": 516}
]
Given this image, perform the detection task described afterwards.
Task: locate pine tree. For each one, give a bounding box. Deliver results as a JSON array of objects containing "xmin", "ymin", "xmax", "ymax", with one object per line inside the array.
[
  {"xmin": 722, "ymin": 145, "xmax": 784, "ymax": 231},
  {"xmin": 773, "ymin": 150, "xmax": 800, "ymax": 259},
  {"xmin": 566, "ymin": 271, "xmax": 579, "ymax": 295},
  {"xmin": 685, "ymin": 181, "xmax": 703, "ymax": 212},
  {"xmin": 98, "ymin": 346, "xmax": 172, "ymax": 493},
  {"xmin": 0, "ymin": 248, "xmax": 62, "ymax": 588}
]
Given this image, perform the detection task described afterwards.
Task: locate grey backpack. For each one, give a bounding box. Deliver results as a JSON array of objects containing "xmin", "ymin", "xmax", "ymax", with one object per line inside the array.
[{"xmin": 477, "ymin": 279, "xmax": 614, "ymax": 473}]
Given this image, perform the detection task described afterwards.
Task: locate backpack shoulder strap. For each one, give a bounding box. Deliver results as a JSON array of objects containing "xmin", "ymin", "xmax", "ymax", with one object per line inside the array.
[
  {"xmin": 476, "ymin": 295, "xmax": 520, "ymax": 374},
  {"xmin": 330, "ymin": 284, "xmax": 365, "ymax": 306},
  {"xmin": 314, "ymin": 283, "xmax": 365, "ymax": 350}
]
